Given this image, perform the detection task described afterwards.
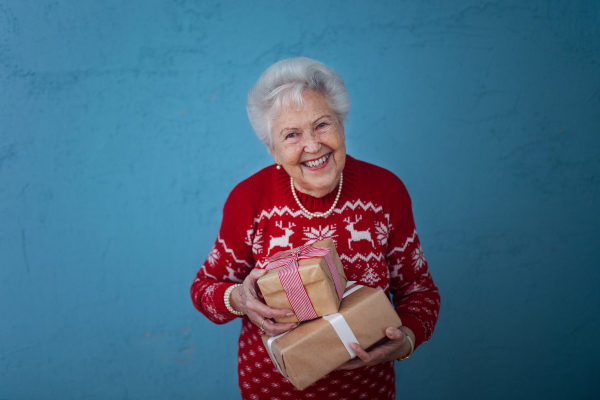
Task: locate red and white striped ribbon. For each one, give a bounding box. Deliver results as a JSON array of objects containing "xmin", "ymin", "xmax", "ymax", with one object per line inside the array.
[{"xmin": 266, "ymin": 244, "xmax": 344, "ymax": 322}]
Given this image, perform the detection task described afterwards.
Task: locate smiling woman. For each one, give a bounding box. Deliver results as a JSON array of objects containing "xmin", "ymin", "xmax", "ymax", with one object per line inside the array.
[
  {"xmin": 271, "ymin": 89, "xmax": 346, "ymax": 198},
  {"xmin": 190, "ymin": 57, "xmax": 440, "ymax": 400}
]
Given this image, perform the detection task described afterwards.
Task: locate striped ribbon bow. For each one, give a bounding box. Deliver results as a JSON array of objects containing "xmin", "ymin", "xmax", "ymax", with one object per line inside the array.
[{"xmin": 266, "ymin": 244, "xmax": 345, "ymax": 322}]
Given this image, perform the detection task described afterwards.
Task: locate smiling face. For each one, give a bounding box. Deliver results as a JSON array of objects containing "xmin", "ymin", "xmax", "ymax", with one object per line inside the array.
[{"xmin": 269, "ymin": 90, "xmax": 346, "ymax": 198}]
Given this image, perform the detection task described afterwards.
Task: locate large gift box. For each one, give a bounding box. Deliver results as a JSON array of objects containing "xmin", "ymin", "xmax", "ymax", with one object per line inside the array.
[
  {"xmin": 261, "ymin": 284, "xmax": 402, "ymax": 390},
  {"xmin": 257, "ymin": 239, "xmax": 347, "ymax": 323}
]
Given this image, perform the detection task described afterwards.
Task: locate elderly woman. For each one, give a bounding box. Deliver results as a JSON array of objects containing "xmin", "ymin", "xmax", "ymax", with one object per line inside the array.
[{"xmin": 191, "ymin": 57, "xmax": 440, "ymax": 400}]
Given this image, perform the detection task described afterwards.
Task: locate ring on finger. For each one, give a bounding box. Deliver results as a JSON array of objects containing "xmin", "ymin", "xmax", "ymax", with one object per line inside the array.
[{"xmin": 260, "ymin": 318, "xmax": 266, "ymax": 331}]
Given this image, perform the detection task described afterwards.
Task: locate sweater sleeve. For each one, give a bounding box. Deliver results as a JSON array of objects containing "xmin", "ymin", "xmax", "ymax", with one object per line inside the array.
[
  {"xmin": 190, "ymin": 184, "xmax": 256, "ymax": 324},
  {"xmin": 386, "ymin": 181, "xmax": 440, "ymax": 350}
]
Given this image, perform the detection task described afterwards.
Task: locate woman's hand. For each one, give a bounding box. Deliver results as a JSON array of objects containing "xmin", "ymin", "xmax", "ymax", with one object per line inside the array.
[
  {"xmin": 230, "ymin": 268, "xmax": 298, "ymax": 336},
  {"xmin": 336, "ymin": 326, "xmax": 415, "ymax": 370}
]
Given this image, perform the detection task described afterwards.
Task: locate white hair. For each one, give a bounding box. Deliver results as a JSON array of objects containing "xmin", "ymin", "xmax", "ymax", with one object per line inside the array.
[{"xmin": 246, "ymin": 57, "xmax": 351, "ymax": 150}]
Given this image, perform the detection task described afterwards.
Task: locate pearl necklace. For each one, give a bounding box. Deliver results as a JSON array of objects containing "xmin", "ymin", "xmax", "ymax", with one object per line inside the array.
[{"xmin": 290, "ymin": 173, "xmax": 343, "ymax": 218}]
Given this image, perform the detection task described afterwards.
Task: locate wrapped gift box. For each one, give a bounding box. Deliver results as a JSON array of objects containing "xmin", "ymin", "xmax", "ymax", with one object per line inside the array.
[
  {"xmin": 261, "ymin": 284, "xmax": 402, "ymax": 390},
  {"xmin": 257, "ymin": 239, "xmax": 347, "ymax": 323}
]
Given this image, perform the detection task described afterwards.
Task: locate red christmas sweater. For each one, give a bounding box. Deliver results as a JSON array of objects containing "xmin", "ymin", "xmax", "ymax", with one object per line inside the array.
[{"xmin": 191, "ymin": 155, "xmax": 440, "ymax": 400}]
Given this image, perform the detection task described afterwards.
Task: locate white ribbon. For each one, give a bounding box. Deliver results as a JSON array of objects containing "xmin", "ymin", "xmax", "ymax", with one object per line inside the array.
[
  {"xmin": 267, "ymin": 329, "xmax": 291, "ymax": 375},
  {"xmin": 320, "ymin": 282, "xmax": 363, "ymax": 359},
  {"xmin": 266, "ymin": 282, "xmax": 365, "ymax": 374},
  {"xmin": 342, "ymin": 281, "xmax": 361, "ymax": 299},
  {"xmin": 322, "ymin": 313, "xmax": 359, "ymax": 358}
]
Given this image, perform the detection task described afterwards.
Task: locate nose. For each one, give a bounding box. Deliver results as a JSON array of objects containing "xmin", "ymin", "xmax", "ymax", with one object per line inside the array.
[{"xmin": 303, "ymin": 131, "xmax": 321, "ymax": 153}]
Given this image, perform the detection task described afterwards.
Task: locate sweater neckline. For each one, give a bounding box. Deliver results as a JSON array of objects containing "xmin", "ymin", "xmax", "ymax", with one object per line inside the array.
[{"xmin": 273, "ymin": 155, "xmax": 359, "ymax": 214}]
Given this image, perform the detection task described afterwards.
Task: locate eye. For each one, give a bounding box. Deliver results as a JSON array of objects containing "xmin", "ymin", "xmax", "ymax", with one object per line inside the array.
[
  {"xmin": 285, "ymin": 132, "xmax": 298, "ymax": 140},
  {"xmin": 316, "ymin": 122, "xmax": 327, "ymax": 129}
]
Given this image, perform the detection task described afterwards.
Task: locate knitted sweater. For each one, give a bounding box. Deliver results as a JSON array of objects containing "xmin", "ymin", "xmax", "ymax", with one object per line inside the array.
[{"xmin": 191, "ymin": 155, "xmax": 440, "ymax": 400}]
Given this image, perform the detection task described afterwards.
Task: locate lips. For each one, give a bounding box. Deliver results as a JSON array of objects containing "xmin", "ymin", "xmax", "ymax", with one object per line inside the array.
[{"xmin": 302, "ymin": 153, "xmax": 331, "ymax": 168}]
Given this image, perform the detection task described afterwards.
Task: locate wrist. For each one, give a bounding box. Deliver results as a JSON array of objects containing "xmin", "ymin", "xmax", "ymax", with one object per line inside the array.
[
  {"xmin": 396, "ymin": 326, "xmax": 415, "ymax": 362},
  {"xmin": 396, "ymin": 313, "xmax": 426, "ymax": 350},
  {"xmin": 230, "ymin": 286, "xmax": 244, "ymax": 312},
  {"xmin": 224, "ymin": 284, "xmax": 244, "ymax": 316},
  {"xmin": 399, "ymin": 326, "xmax": 416, "ymax": 345}
]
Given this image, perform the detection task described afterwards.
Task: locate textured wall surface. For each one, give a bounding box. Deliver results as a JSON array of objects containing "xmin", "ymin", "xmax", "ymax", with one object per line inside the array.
[{"xmin": 1, "ymin": 1, "xmax": 599, "ymax": 399}]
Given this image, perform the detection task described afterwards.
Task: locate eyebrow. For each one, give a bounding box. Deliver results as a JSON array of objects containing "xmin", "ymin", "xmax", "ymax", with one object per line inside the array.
[{"xmin": 313, "ymin": 114, "xmax": 331, "ymax": 124}]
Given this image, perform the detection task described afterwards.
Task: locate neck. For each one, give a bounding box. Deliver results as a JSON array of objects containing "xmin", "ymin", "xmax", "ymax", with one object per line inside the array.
[{"xmin": 293, "ymin": 175, "xmax": 342, "ymax": 198}]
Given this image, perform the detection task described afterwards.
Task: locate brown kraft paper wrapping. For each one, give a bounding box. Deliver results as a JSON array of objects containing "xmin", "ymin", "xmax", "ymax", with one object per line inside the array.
[
  {"xmin": 257, "ymin": 239, "xmax": 347, "ymax": 323},
  {"xmin": 261, "ymin": 284, "xmax": 402, "ymax": 391}
]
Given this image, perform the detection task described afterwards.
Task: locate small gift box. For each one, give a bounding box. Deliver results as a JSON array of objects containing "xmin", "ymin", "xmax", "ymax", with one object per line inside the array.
[
  {"xmin": 257, "ymin": 239, "xmax": 347, "ymax": 324},
  {"xmin": 261, "ymin": 283, "xmax": 402, "ymax": 390}
]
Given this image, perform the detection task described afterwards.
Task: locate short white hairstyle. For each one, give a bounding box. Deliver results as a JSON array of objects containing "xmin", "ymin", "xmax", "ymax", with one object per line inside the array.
[{"xmin": 246, "ymin": 57, "xmax": 351, "ymax": 150}]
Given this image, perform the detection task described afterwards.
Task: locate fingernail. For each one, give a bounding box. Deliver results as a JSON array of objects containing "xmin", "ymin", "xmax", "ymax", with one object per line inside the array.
[{"xmin": 286, "ymin": 311, "xmax": 294, "ymax": 316}]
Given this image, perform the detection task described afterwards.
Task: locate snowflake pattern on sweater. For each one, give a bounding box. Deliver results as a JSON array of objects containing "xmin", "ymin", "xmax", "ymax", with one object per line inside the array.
[{"xmin": 191, "ymin": 156, "xmax": 440, "ymax": 400}]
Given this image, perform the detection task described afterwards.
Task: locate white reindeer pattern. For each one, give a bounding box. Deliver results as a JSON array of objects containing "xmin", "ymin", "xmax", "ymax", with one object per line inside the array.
[
  {"xmin": 268, "ymin": 221, "xmax": 296, "ymax": 252},
  {"xmin": 224, "ymin": 265, "xmax": 243, "ymax": 283},
  {"xmin": 344, "ymin": 215, "xmax": 375, "ymax": 249}
]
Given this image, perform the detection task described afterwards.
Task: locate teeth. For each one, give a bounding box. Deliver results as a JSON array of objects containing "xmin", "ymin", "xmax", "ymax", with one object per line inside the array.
[{"xmin": 304, "ymin": 154, "xmax": 329, "ymax": 168}]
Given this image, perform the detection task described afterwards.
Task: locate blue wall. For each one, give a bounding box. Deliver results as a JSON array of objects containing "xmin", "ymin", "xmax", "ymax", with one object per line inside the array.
[{"xmin": 1, "ymin": 1, "xmax": 599, "ymax": 399}]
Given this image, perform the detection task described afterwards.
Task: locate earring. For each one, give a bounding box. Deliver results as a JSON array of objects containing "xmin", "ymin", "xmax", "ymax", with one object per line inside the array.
[{"xmin": 276, "ymin": 164, "xmax": 281, "ymax": 170}]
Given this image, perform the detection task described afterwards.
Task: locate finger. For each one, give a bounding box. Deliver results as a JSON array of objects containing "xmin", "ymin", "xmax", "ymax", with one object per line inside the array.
[
  {"xmin": 245, "ymin": 304, "xmax": 295, "ymax": 332},
  {"xmin": 386, "ymin": 327, "xmax": 403, "ymax": 340},
  {"xmin": 350, "ymin": 343, "xmax": 373, "ymax": 364},
  {"xmin": 262, "ymin": 318, "xmax": 298, "ymax": 336},
  {"xmin": 247, "ymin": 297, "xmax": 295, "ymax": 319},
  {"xmin": 244, "ymin": 269, "xmax": 269, "ymax": 300},
  {"xmin": 245, "ymin": 268, "xmax": 267, "ymax": 284},
  {"xmin": 353, "ymin": 341, "xmax": 396, "ymax": 366}
]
